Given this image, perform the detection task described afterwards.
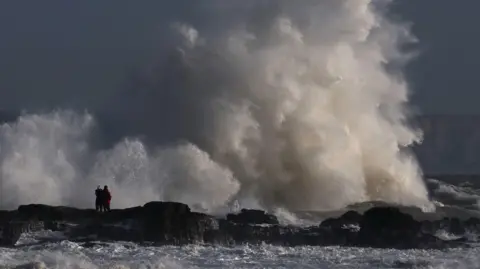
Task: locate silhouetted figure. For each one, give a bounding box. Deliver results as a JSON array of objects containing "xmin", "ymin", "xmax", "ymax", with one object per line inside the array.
[
  {"xmin": 95, "ymin": 185, "xmax": 103, "ymax": 212},
  {"xmin": 103, "ymin": 185, "xmax": 112, "ymax": 212}
]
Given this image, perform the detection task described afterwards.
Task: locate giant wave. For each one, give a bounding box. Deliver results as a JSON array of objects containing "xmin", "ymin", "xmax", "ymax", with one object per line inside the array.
[{"xmin": 0, "ymin": 0, "xmax": 432, "ymax": 214}]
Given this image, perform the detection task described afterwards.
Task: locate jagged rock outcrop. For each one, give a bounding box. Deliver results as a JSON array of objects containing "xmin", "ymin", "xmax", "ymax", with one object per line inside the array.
[
  {"xmin": 0, "ymin": 221, "xmax": 45, "ymax": 246},
  {"xmin": 0, "ymin": 201, "xmax": 477, "ymax": 249},
  {"xmin": 226, "ymin": 209, "xmax": 279, "ymax": 225}
]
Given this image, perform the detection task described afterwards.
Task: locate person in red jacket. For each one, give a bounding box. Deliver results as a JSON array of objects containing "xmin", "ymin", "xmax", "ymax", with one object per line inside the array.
[{"xmin": 103, "ymin": 185, "xmax": 112, "ymax": 212}]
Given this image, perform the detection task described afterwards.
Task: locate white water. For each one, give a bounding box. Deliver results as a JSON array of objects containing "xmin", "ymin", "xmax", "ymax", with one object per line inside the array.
[
  {"xmin": 0, "ymin": 0, "xmax": 432, "ymax": 213},
  {"xmin": 3, "ymin": 178, "xmax": 480, "ymax": 268},
  {"xmin": 2, "ymin": 234, "xmax": 480, "ymax": 269}
]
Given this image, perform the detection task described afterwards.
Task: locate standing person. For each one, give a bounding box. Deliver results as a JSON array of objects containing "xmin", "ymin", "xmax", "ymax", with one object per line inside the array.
[
  {"xmin": 103, "ymin": 185, "xmax": 112, "ymax": 212},
  {"xmin": 95, "ymin": 185, "xmax": 103, "ymax": 212}
]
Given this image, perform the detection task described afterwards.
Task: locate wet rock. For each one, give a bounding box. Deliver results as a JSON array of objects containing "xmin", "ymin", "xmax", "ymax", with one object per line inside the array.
[
  {"xmin": 0, "ymin": 221, "xmax": 45, "ymax": 246},
  {"xmin": 354, "ymin": 207, "xmax": 467, "ymax": 249},
  {"xmin": 17, "ymin": 204, "xmax": 97, "ymax": 222},
  {"xmin": 141, "ymin": 201, "xmax": 217, "ymax": 244},
  {"xmin": 0, "ymin": 201, "xmax": 476, "ymax": 249},
  {"xmin": 355, "ymin": 207, "xmax": 421, "ymax": 248},
  {"xmin": 226, "ymin": 209, "xmax": 279, "ymax": 225},
  {"xmin": 320, "ymin": 210, "xmax": 362, "ymax": 229}
]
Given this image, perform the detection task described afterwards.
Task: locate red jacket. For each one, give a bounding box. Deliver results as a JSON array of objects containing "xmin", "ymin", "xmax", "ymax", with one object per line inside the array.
[{"xmin": 104, "ymin": 190, "xmax": 112, "ymax": 203}]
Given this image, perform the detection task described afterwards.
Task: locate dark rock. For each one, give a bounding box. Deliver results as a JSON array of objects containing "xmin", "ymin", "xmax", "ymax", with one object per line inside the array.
[
  {"xmin": 0, "ymin": 201, "xmax": 476, "ymax": 249},
  {"xmin": 360, "ymin": 207, "xmax": 421, "ymax": 231},
  {"xmin": 226, "ymin": 209, "xmax": 279, "ymax": 225},
  {"xmin": 17, "ymin": 204, "xmax": 97, "ymax": 222},
  {"xmin": 0, "ymin": 221, "xmax": 45, "ymax": 246},
  {"xmin": 0, "ymin": 210, "xmax": 14, "ymax": 222},
  {"xmin": 320, "ymin": 210, "xmax": 362, "ymax": 228},
  {"xmin": 141, "ymin": 201, "xmax": 192, "ymax": 244},
  {"xmin": 356, "ymin": 207, "xmax": 420, "ymax": 248},
  {"xmin": 442, "ymin": 218, "xmax": 465, "ymax": 234},
  {"xmin": 462, "ymin": 217, "xmax": 480, "ymax": 233},
  {"xmin": 316, "ymin": 210, "xmax": 362, "ymax": 246},
  {"xmin": 354, "ymin": 207, "xmax": 467, "ymax": 249}
]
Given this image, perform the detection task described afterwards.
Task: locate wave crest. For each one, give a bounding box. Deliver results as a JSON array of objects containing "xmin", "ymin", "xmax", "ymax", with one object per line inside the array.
[{"xmin": 0, "ymin": 0, "xmax": 432, "ymax": 212}]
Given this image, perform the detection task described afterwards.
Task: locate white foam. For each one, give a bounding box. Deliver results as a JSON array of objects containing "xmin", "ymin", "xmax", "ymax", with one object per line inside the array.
[
  {"xmin": 3, "ymin": 242, "xmax": 480, "ymax": 269},
  {"xmin": 0, "ymin": 1, "xmax": 432, "ymax": 213},
  {"xmin": 6, "ymin": 249, "xmax": 191, "ymax": 269}
]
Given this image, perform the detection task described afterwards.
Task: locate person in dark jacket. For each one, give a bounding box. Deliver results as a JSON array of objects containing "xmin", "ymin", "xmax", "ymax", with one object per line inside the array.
[
  {"xmin": 95, "ymin": 185, "xmax": 104, "ymax": 212},
  {"xmin": 103, "ymin": 185, "xmax": 112, "ymax": 212}
]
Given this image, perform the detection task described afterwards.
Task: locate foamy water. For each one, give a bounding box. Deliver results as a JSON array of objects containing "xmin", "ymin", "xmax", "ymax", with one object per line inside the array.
[
  {"xmin": 0, "ymin": 0, "xmax": 469, "ymax": 268},
  {"xmin": 0, "ymin": 0, "xmax": 432, "ymax": 215},
  {"xmin": 1, "ymin": 178, "xmax": 479, "ymax": 268},
  {"xmin": 3, "ymin": 239, "xmax": 480, "ymax": 269}
]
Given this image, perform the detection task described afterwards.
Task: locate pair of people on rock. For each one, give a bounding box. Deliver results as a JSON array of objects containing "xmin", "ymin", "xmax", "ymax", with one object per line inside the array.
[{"xmin": 95, "ymin": 185, "xmax": 112, "ymax": 212}]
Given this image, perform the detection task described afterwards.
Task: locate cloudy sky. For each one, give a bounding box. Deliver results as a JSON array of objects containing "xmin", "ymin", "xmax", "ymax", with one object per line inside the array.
[{"xmin": 0, "ymin": 0, "xmax": 478, "ymax": 115}]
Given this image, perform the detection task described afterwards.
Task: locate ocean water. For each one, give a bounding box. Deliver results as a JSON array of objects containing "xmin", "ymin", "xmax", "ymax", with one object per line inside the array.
[
  {"xmin": 2, "ymin": 237, "xmax": 480, "ymax": 269},
  {"xmin": 2, "ymin": 234, "xmax": 480, "ymax": 268},
  {"xmin": 0, "ymin": 0, "xmax": 469, "ymax": 268},
  {"xmin": 2, "ymin": 177, "xmax": 480, "ymax": 269}
]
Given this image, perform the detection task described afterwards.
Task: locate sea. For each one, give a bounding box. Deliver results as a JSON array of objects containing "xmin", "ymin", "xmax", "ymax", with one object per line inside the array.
[
  {"xmin": 1, "ymin": 176, "xmax": 480, "ymax": 269},
  {"xmin": 0, "ymin": 0, "xmax": 471, "ymax": 268}
]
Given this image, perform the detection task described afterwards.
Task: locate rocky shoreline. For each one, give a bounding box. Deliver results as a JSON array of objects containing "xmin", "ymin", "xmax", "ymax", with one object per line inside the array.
[{"xmin": 0, "ymin": 201, "xmax": 478, "ymax": 249}]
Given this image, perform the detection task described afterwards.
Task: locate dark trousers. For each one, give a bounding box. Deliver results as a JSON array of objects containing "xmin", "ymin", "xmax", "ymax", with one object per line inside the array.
[
  {"xmin": 104, "ymin": 201, "xmax": 111, "ymax": 211},
  {"xmin": 95, "ymin": 198, "xmax": 104, "ymax": 212},
  {"xmin": 95, "ymin": 198, "xmax": 102, "ymax": 211}
]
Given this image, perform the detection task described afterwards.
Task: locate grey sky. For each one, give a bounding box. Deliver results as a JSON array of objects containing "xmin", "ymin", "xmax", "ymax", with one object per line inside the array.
[
  {"xmin": 0, "ymin": 1, "xmax": 174, "ymax": 110},
  {"xmin": 0, "ymin": 0, "xmax": 479, "ymax": 114},
  {"xmin": 391, "ymin": 0, "xmax": 480, "ymax": 115}
]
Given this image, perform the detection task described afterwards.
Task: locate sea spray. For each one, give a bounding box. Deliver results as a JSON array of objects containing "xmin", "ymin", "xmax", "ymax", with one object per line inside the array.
[{"xmin": 0, "ymin": 0, "xmax": 433, "ymax": 213}]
